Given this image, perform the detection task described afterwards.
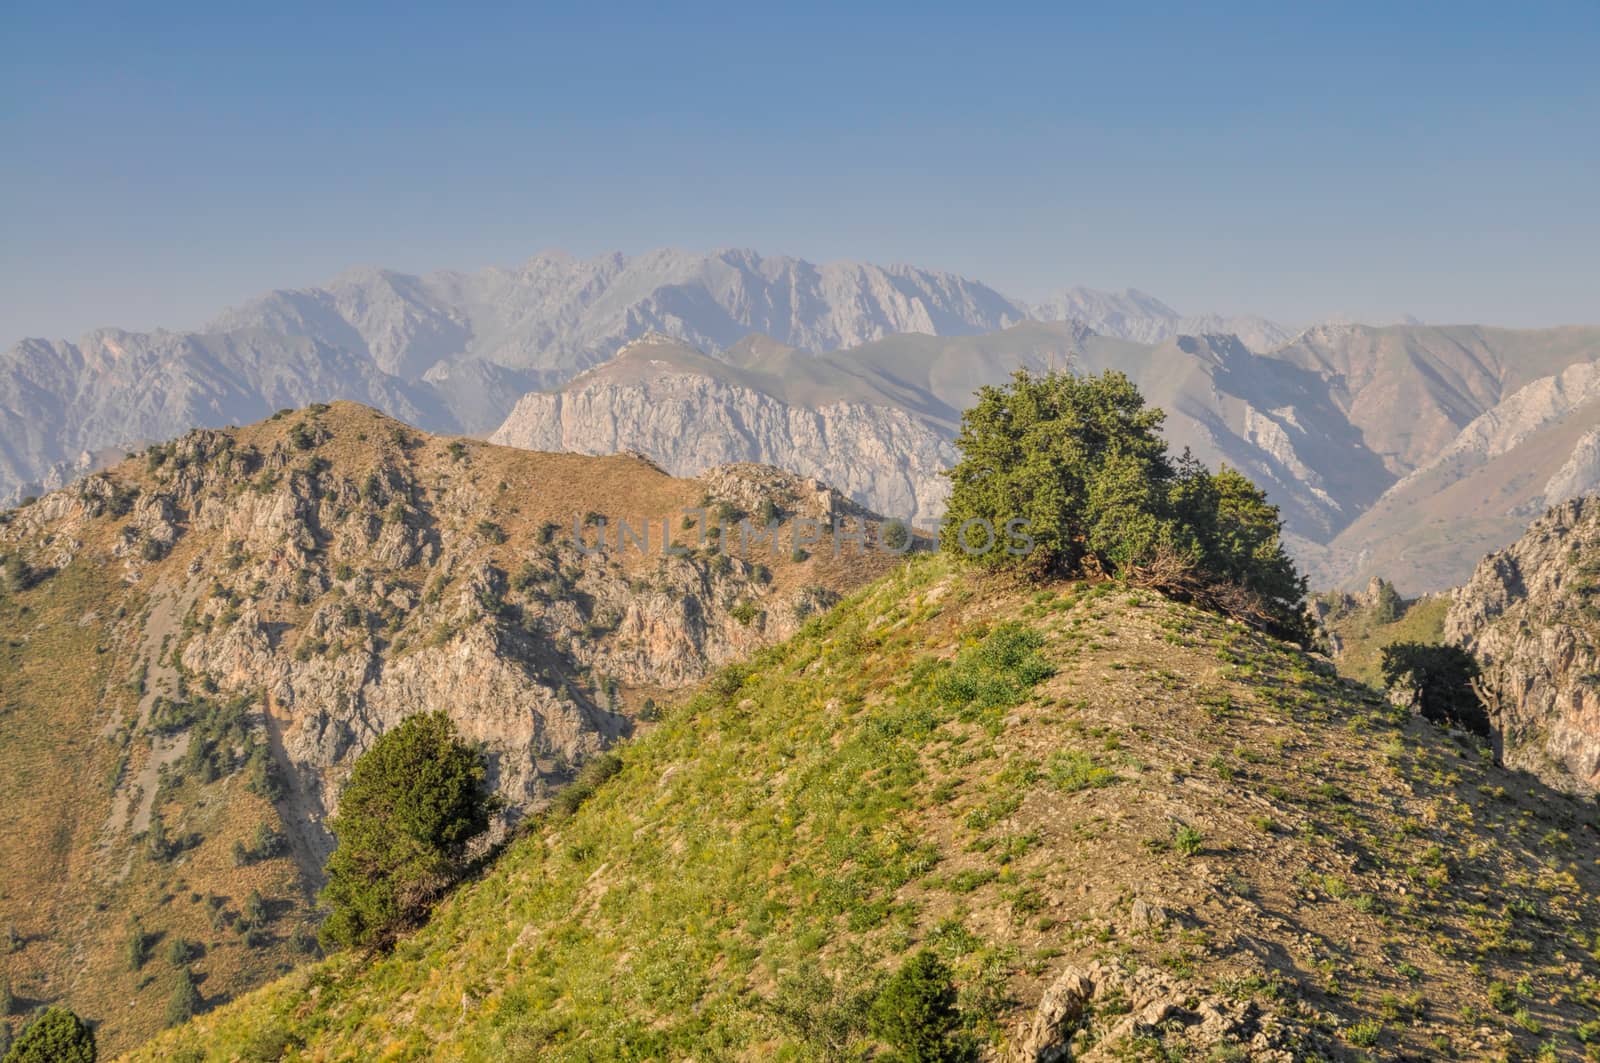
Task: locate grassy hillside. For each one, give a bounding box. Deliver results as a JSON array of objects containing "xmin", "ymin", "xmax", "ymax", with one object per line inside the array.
[
  {"xmin": 133, "ymin": 556, "xmax": 1600, "ymax": 1061},
  {"xmin": 1319, "ymin": 595, "xmax": 1452, "ymax": 687}
]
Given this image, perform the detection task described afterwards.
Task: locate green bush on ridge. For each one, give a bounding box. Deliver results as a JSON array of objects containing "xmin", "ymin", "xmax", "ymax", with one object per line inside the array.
[{"xmin": 942, "ymin": 369, "xmax": 1308, "ymax": 641}]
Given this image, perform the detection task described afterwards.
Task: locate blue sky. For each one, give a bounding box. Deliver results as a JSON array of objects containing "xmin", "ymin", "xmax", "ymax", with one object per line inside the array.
[{"xmin": 3, "ymin": 2, "xmax": 1597, "ymax": 343}]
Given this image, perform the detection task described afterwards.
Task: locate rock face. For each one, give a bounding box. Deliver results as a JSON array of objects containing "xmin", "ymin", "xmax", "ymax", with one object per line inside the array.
[
  {"xmin": 1031, "ymin": 286, "xmax": 1293, "ymax": 353},
  {"xmin": 1445, "ymin": 497, "xmax": 1600, "ymax": 792},
  {"xmin": 1012, "ymin": 960, "xmax": 1294, "ymax": 1062},
  {"xmin": 0, "ymin": 403, "xmax": 903, "ymax": 850},
  {"xmin": 490, "ymin": 336, "xmax": 956, "ymax": 525}
]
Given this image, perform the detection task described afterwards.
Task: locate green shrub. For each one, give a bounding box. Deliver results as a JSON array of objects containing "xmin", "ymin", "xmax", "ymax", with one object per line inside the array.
[
  {"xmin": 5, "ymin": 1005, "xmax": 97, "ymax": 1062},
  {"xmin": 1173, "ymin": 824, "xmax": 1205, "ymax": 856},
  {"xmin": 241, "ymin": 890, "xmax": 268, "ymax": 929},
  {"xmin": 1380, "ymin": 643, "xmax": 1489, "ymax": 737},
  {"xmin": 870, "ymin": 950, "xmax": 969, "ymax": 1062},
  {"xmin": 1046, "ymin": 750, "xmax": 1117, "ymax": 792},
  {"xmin": 318, "ymin": 712, "xmax": 496, "ymax": 950},
  {"xmin": 941, "ymin": 369, "xmax": 1307, "ymax": 640},
  {"xmin": 552, "ymin": 752, "xmax": 623, "ymax": 817},
  {"xmin": 165, "ymin": 966, "xmax": 202, "ymax": 1027},
  {"xmin": 933, "ymin": 623, "xmax": 1054, "ymax": 717},
  {"xmin": 165, "ymin": 936, "xmax": 197, "ymax": 967},
  {"xmin": 239, "ymin": 1022, "xmax": 301, "ymax": 1063},
  {"xmin": 287, "ymin": 421, "xmax": 318, "ymax": 451},
  {"xmin": 126, "ymin": 922, "xmax": 154, "ymax": 971}
]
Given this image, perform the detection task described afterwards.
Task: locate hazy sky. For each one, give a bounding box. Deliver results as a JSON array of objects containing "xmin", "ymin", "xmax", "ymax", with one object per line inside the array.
[{"xmin": 3, "ymin": 2, "xmax": 1597, "ymax": 344}]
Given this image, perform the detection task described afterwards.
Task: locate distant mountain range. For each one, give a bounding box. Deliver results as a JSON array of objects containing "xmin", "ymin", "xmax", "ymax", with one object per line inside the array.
[{"xmin": 4, "ymin": 247, "xmax": 1599, "ymax": 590}]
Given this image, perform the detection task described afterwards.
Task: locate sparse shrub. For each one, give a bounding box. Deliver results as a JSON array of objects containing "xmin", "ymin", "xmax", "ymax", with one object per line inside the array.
[
  {"xmin": 1046, "ymin": 750, "xmax": 1117, "ymax": 792},
  {"xmin": 766, "ymin": 959, "xmax": 872, "ymax": 1057},
  {"xmin": 2, "ymin": 554, "xmax": 52, "ymax": 592},
  {"xmin": 287, "ymin": 421, "xmax": 318, "ymax": 451},
  {"xmin": 245, "ymin": 746, "xmax": 283, "ymax": 802},
  {"xmin": 166, "ymin": 936, "xmax": 197, "ymax": 967},
  {"xmin": 933, "ymin": 623, "xmax": 1054, "ymax": 717},
  {"xmin": 125, "ymin": 922, "xmax": 154, "ymax": 970},
  {"xmin": 475, "ymin": 520, "xmax": 507, "ymax": 544},
  {"xmin": 289, "ymin": 926, "xmax": 320, "ymax": 956},
  {"xmin": 870, "ymin": 950, "xmax": 969, "ymax": 1062},
  {"xmin": 241, "ymin": 889, "xmax": 268, "ymax": 929},
  {"xmin": 6, "ymin": 1005, "xmax": 97, "ymax": 1062},
  {"xmin": 318, "ymin": 712, "xmax": 496, "ymax": 950},
  {"xmin": 552, "ymin": 751, "xmax": 623, "ymax": 817},
  {"xmin": 252, "ymin": 822, "xmax": 287, "ymax": 860},
  {"xmin": 165, "ymin": 966, "xmax": 202, "ymax": 1027},
  {"xmin": 238, "ymin": 1022, "xmax": 301, "ymax": 1062},
  {"xmin": 1173, "ymin": 824, "xmax": 1205, "ymax": 856}
]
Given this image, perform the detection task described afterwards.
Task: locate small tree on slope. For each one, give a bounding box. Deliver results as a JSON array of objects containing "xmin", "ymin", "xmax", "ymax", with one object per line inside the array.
[{"xmin": 318, "ymin": 712, "xmax": 495, "ymax": 951}]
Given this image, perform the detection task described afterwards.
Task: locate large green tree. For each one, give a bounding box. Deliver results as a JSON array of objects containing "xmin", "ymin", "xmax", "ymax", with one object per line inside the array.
[
  {"xmin": 4, "ymin": 1006, "xmax": 96, "ymax": 1063},
  {"xmin": 318, "ymin": 712, "xmax": 496, "ymax": 950},
  {"xmin": 1380, "ymin": 642, "xmax": 1489, "ymax": 737},
  {"xmin": 942, "ymin": 369, "xmax": 1308, "ymax": 640}
]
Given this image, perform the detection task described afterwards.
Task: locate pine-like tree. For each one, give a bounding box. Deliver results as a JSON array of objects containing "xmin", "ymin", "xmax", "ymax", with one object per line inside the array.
[{"xmin": 318, "ymin": 712, "xmax": 495, "ymax": 950}]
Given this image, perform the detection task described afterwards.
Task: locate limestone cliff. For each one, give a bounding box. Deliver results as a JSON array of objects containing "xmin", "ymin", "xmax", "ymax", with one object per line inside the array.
[
  {"xmin": 1445, "ymin": 496, "xmax": 1600, "ymax": 792},
  {"xmin": 490, "ymin": 347, "xmax": 956, "ymax": 526}
]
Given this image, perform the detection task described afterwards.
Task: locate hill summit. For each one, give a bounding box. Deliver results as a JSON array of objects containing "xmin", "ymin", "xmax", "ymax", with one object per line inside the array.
[{"xmin": 131, "ymin": 554, "xmax": 1600, "ymax": 1061}]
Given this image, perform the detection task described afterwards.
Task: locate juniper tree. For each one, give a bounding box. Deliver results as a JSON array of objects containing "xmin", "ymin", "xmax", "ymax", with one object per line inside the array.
[
  {"xmin": 943, "ymin": 369, "xmax": 1307, "ymax": 640},
  {"xmin": 318, "ymin": 712, "xmax": 495, "ymax": 950}
]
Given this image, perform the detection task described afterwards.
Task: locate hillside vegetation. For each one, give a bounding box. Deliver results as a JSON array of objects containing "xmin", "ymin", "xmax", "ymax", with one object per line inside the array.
[
  {"xmin": 0, "ymin": 402, "xmax": 895, "ymax": 1054},
  {"xmin": 1314, "ymin": 581, "xmax": 1451, "ymax": 687},
  {"xmin": 134, "ymin": 555, "xmax": 1600, "ymax": 1061}
]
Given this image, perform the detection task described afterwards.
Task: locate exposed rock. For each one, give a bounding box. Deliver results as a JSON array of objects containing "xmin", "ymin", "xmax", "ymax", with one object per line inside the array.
[
  {"xmin": 489, "ymin": 336, "xmax": 955, "ymax": 526},
  {"xmin": 1446, "ymin": 496, "xmax": 1600, "ymax": 792},
  {"xmin": 1015, "ymin": 967, "xmax": 1094, "ymax": 1063},
  {"xmin": 1, "ymin": 402, "xmax": 903, "ymax": 854},
  {"xmin": 1127, "ymin": 897, "xmax": 1169, "ymax": 930},
  {"xmin": 1012, "ymin": 960, "xmax": 1298, "ymax": 1062}
]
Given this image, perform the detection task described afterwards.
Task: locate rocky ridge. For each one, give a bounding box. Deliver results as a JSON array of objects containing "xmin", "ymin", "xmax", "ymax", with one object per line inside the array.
[{"xmin": 1446, "ymin": 495, "xmax": 1600, "ymax": 793}]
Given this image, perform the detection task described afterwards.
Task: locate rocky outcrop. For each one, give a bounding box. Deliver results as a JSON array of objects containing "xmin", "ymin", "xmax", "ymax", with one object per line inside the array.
[
  {"xmin": 1013, "ymin": 960, "xmax": 1296, "ymax": 1062},
  {"xmin": 1445, "ymin": 496, "xmax": 1600, "ymax": 792},
  {"xmin": 490, "ymin": 345, "xmax": 955, "ymax": 526},
  {"xmin": 0, "ymin": 403, "xmax": 902, "ymax": 850}
]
